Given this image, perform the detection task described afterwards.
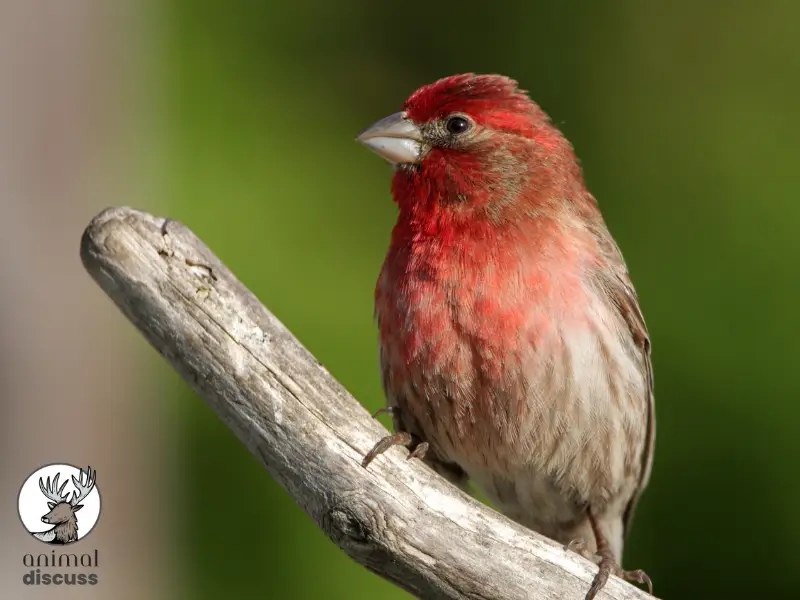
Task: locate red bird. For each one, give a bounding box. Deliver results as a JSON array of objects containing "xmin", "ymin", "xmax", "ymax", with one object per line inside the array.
[{"xmin": 358, "ymin": 74, "xmax": 654, "ymax": 599}]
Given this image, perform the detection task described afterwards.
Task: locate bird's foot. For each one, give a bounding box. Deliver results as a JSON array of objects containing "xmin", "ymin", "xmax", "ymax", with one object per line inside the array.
[
  {"xmin": 584, "ymin": 548, "xmax": 652, "ymax": 600},
  {"xmin": 371, "ymin": 406, "xmax": 398, "ymax": 419},
  {"xmin": 583, "ymin": 510, "xmax": 653, "ymax": 599},
  {"xmin": 363, "ymin": 406, "xmax": 429, "ymax": 467},
  {"xmin": 564, "ymin": 537, "xmax": 594, "ymax": 561},
  {"xmin": 361, "ymin": 431, "xmax": 428, "ymax": 468}
]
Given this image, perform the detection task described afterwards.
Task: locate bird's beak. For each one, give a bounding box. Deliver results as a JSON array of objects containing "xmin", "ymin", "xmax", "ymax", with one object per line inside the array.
[{"xmin": 357, "ymin": 111, "xmax": 424, "ymax": 165}]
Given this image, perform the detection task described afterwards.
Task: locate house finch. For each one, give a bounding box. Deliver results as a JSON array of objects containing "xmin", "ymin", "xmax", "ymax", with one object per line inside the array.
[{"xmin": 357, "ymin": 74, "xmax": 654, "ymax": 600}]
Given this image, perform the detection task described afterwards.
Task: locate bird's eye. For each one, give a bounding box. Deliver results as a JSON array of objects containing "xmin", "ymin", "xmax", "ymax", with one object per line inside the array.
[{"xmin": 445, "ymin": 116, "xmax": 471, "ymax": 135}]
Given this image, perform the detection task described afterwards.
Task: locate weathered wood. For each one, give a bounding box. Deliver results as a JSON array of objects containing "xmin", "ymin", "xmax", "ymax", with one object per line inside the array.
[{"xmin": 79, "ymin": 207, "xmax": 656, "ymax": 600}]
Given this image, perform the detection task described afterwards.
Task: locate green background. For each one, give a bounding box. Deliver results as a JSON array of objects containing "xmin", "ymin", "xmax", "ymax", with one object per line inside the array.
[{"xmin": 160, "ymin": 1, "xmax": 799, "ymax": 598}]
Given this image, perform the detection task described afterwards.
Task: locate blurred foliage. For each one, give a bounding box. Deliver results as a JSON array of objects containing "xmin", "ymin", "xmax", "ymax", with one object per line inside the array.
[{"xmin": 161, "ymin": 1, "xmax": 800, "ymax": 598}]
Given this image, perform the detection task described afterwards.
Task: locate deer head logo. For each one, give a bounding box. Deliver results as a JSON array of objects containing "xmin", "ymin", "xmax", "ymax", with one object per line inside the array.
[{"xmin": 18, "ymin": 464, "xmax": 101, "ymax": 545}]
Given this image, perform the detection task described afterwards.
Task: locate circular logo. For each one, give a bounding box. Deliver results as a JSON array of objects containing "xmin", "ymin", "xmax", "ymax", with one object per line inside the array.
[{"xmin": 18, "ymin": 464, "xmax": 101, "ymax": 545}]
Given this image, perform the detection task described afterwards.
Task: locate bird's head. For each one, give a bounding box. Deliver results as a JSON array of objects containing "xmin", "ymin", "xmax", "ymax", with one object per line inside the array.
[{"xmin": 358, "ymin": 74, "xmax": 585, "ymax": 222}]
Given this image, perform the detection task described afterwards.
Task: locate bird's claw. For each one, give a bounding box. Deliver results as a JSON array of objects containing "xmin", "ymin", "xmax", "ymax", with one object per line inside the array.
[
  {"xmin": 585, "ymin": 553, "xmax": 653, "ymax": 600},
  {"xmin": 371, "ymin": 406, "xmax": 398, "ymax": 419},
  {"xmin": 565, "ymin": 538, "xmax": 594, "ymax": 560},
  {"xmin": 407, "ymin": 441, "xmax": 429, "ymax": 461},
  {"xmin": 361, "ymin": 431, "xmax": 430, "ymax": 468},
  {"xmin": 620, "ymin": 569, "xmax": 653, "ymax": 596},
  {"xmin": 361, "ymin": 432, "xmax": 412, "ymax": 468}
]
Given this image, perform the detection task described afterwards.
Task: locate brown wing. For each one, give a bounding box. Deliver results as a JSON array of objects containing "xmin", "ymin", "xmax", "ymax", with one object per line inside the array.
[
  {"xmin": 584, "ymin": 202, "xmax": 655, "ymax": 539},
  {"xmin": 609, "ymin": 269, "xmax": 654, "ymax": 539}
]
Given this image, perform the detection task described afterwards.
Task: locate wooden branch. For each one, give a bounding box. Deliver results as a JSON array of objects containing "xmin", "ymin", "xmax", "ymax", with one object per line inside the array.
[{"xmin": 79, "ymin": 207, "xmax": 655, "ymax": 600}]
